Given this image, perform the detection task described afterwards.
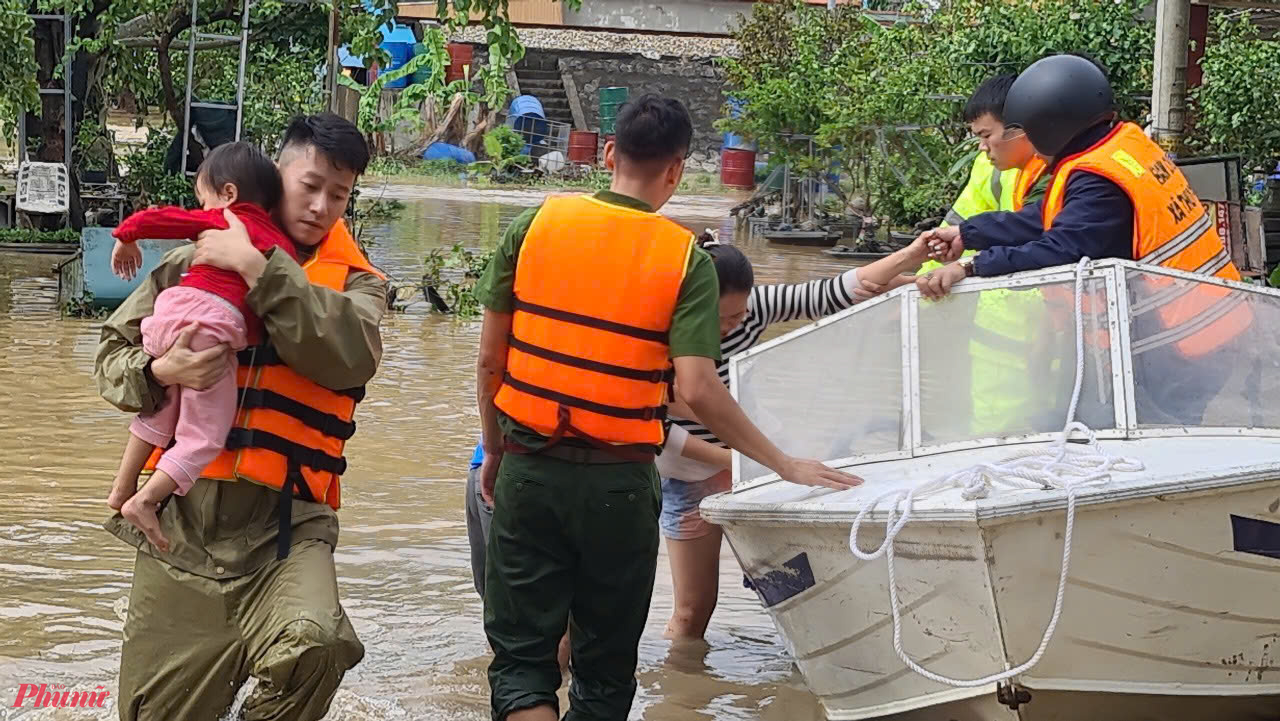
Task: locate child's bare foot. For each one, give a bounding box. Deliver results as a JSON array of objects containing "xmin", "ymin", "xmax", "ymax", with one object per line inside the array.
[
  {"xmin": 107, "ymin": 475, "xmax": 137, "ymax": 511},
  {"xmin": 121, "ymin": 495, "xmax": 170, "ymax": 552}
]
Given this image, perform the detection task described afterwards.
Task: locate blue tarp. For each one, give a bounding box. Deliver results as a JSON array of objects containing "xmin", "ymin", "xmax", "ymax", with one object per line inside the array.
[
  {"xmin": 423, "ymin": 142, "xmax": 476, "ymax": 165},
  {"xmin": 336, "ymin": 46, "xmax": 364, "ymax": 69}
]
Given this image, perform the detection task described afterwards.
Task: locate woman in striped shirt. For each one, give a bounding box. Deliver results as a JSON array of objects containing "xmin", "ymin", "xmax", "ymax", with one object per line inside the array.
[{"xmin": 661, "ymin": 234, "xmax": 934, "ymax": 640}]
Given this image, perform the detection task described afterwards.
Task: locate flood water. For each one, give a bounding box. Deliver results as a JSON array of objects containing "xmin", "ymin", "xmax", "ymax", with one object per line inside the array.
[{"xmin": 0, "ymin": 186, "xmax": 858, "ymax": 720}]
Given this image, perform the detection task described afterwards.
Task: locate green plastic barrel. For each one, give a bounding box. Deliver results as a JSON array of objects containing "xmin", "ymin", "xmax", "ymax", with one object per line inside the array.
[
  {"xmin": 411, "ymin": 43, "xmax": 433, "ymax": 85},
  {"xmin": 599, "ymin": 87, "xmax": 628, "ymax": 135}
]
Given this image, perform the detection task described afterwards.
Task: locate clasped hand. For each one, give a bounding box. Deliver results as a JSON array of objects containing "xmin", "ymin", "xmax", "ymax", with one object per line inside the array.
[{"xmin": 911, "ymin": 226, "xmax": 968, "ymax": 300}]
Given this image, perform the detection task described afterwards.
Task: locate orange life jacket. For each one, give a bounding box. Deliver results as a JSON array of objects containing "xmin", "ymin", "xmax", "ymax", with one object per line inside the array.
[
  {"xmin": 494, "ymin": 194, "xmax": 694, "ymax": 449},
  {"xmin": 1012, "ymin": 155, "xmax": 1049, "ymax": 211},
  {"xmin": 1042, "ymin": 122, "xmax": 1251, "ymax": 357},
  {"xmin": 143, "ymin": 220, "xmax": 383, "ymax": 557}
]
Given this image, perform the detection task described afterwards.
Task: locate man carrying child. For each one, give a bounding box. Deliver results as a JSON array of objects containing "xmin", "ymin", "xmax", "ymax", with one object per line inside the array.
[{"xmin": 95, "ymin": 113, "xmax": 384, "ymax": 721}]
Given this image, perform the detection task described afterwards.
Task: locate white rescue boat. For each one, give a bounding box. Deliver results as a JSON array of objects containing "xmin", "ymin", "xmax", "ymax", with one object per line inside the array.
[{"xmin": 702, "ymin": 259, "xmax": 1280, "ymax": 720}]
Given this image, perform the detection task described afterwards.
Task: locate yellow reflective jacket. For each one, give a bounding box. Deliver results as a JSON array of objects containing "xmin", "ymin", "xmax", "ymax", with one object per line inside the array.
[{"xmin": 922, "ymin": 152, "xmax": 1047, "ymax": 437}]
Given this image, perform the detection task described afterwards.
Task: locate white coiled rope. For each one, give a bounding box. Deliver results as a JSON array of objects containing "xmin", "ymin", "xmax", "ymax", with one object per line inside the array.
[{"xmin": 848, "ymin": 257, "xmax": 1144, "ymax": 688}]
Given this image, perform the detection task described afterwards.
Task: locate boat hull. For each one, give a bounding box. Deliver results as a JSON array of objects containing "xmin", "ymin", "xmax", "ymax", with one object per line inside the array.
[{"xmin": 713, "ymin": 480, "xmax": 1280, "ymax": 720}]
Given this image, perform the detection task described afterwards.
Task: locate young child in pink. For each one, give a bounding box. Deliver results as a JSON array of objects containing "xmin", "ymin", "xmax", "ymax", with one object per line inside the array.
[{"xmin": 107, "ymin": 142, "xmax": 297, "ymax": 551}]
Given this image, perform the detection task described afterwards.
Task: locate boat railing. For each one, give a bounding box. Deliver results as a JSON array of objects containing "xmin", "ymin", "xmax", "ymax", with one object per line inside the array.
[{"xmin": 729, "ymin": 258, "xmax": 1280, "ymax": 490}]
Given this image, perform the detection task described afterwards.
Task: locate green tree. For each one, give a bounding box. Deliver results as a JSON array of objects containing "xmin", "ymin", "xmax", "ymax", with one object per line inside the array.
[
  {"xmin": 720, "ymin": 0, "xmax": 1155, "ymax": 227},
  {"xmin": 1187, "ymin": 11, "xmax": 1280, "ymax": 178},
  {"xmin": 3, "ymin": 0, "xmax": 582, "ymax": 217}
]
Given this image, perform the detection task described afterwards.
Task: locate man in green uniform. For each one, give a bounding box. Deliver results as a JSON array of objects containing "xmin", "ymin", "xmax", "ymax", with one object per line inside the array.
[
  {"xmin": 95, "ymin": 114, "xmax": 384, "ymax": 721},
  {"xmin": 474, "ymin": 95, "xmax": 861, "ymax": 721}
]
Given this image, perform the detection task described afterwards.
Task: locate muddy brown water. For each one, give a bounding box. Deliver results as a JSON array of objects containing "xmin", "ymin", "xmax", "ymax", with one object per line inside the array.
[{"xmin": 0, "ymin": 187, "xmax": 859, "ymax": 720}]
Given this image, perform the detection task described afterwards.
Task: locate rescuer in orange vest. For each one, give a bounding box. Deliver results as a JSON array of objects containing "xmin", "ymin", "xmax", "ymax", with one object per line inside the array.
[
  {"xmin": 473, "ymin": 95, "xmax": 863, "ymax": 721},
  {"xmin": 915, "ymin": 55, "xmax": 1251, "ymax": 426},
  {"xmin": 95, "ymin": 114, "xmax": 382, "ymax": 721}
]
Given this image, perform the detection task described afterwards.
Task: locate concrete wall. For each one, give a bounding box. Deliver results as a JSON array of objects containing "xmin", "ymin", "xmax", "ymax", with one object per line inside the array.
[
  {"xmin": 555, "ymin": 50, "xmax": 727, "ymax": 172},
  {"xmin": 562, "ymin": 1, "xmax": 750, "ymax": 36},
  {"xmin": 402, "ymin": 0, "xmax": 750, "ymax": 35}
]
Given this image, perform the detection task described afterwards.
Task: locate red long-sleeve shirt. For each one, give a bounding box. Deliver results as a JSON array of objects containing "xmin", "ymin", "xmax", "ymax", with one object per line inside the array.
[{"xmin": 113, "ymin": 202, "xmax": 298, "ymax": 340}]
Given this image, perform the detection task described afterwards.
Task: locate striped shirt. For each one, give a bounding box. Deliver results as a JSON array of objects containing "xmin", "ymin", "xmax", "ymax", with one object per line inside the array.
[{"xmin": 671, "ymin": 269, "xmax": 859, "ymax": 447}]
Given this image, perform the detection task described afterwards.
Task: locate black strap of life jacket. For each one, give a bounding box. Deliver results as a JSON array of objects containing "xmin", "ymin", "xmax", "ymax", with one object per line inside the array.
[
  {"xmin": 225, "ymin": 428, "xmax": 348, "ymax": 476},
  {"xmin": 338, "ymin": 386, "xmax": 366, "ymax": 401},
  {"xmin": 237, "ymin": 388, "xmax": 357, "ymax": 441},
  {"xmin": 224, "ymin": 428, "xmax": 340, "ymax": 561},
  {"xmin": 237, "ymin": 344, "xmax": 284, "ymax": 366},
  {"xmin": 502, "ymin": 373, "xmax": 666, "ymax": 422},
  {"xmin": 236, "ymin": 344, "xmax": 367, "ymax": 402},
  {"xmin": 507, "ymin": 336, "xmax": 674, "ymax": 385},
  {"xmin": 276, "ymin": 462, "xmax": 318, "ymax": 561},
  {"xmin": 513, "ymin": 298, "xmax": 669, "ymax": 344}
]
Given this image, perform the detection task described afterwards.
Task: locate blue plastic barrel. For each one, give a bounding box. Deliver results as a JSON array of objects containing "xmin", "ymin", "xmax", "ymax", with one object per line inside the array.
[
  {"xmin": 509, "ymin": 95, "xmax": 549, "ymax": 148},
  {"xmin": 509, "ymin": 95, "xmax": 546, "ymax": 121},
  {"xmin": 381, "ymin": 41, "xmax": 415, "ymax": 89},
  {"xmin": 723, "ymin": 131, "xmax": 756, "ymax": 151},
  {"xmin": 422, "ymin": 142, "xmax": 476, "ymax": 165}
]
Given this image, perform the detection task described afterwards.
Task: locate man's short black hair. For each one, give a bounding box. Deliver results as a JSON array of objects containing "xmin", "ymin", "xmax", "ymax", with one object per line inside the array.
[
  {"xmin": 279, "ymin": 113, "xmax": 370, "ymax": 176},
  {"xmin": 614, "ymin": 94, "xmax": 693, "ymax": 165},
  {"xmin": 963, "ymin": 74, "xmax": 1017, "ymax": 124},
  {"xmin": 197, "ymin": 141, "xmax": 283, "ymax": 211}
]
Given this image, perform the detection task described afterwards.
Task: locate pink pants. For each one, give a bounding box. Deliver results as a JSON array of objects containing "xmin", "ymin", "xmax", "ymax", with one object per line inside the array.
[{"xmin": 131, "ymin": 286, "xmax": 249, "ymax": 494}]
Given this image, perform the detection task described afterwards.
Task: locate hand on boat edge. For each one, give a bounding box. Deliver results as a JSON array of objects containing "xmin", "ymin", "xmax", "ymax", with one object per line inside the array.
[{"xmin": 780, "ymin": 458, "xmax": 863, "ymax": 490}]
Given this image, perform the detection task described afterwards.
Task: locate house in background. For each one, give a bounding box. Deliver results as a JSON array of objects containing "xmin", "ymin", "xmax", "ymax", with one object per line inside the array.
[
  {"xmin": 394, "ymin": 1, "xmax": 761, "ymax": 171},
  {"xmin": 391, "ymin": 1, "xmax": 914, "ymax": 172}
]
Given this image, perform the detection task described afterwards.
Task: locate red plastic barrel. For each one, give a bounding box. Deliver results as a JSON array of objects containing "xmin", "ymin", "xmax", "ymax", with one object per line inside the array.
[
  {"xmin": 568, "ymin": 130, "xmax": 599, "ymax": 165},
  {"xmin": 446, "ymin": 43, "xmax": 474, "ymax": 84},
  {"xmin": 721, "ymin": 148, "xmax": 757, "ymax": 189}
]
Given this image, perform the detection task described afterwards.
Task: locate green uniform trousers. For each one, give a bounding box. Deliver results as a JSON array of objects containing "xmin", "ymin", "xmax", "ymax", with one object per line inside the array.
[
  {"xmin": 117, "ymin": 539, "xmax": 364, "ymax": 721},
  {"xmin": 484, "ymin": 451, "xmax": 661, "ymax": 721}
]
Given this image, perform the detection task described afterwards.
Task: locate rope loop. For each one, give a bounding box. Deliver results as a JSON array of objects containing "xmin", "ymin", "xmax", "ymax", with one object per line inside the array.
[{"xmin": 847, "ymin": 258, "xmax": 1144, "ymax": 689}]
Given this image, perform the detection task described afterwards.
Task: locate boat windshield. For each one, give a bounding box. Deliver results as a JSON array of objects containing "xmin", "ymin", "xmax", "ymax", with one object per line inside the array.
[{"xmin": 730, "ymin": 259, "xmax": 1280, "ymax": 487}]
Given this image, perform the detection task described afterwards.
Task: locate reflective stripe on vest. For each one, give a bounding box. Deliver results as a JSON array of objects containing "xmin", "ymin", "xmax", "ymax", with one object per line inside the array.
[
  {"xmin": 142, "ymin": 220, "xmax": 382, "ymax": 556},
  {"xmin": 943, "ymin": 152, "xmax": 1016, "ymax": 228},
  {"xmin": 1042, "ymin": 122, "xmax": 1251, "ymax": 357},
  {"xmin": 494, "ymin": 195, "xmax": 693, "ymax": 446}
]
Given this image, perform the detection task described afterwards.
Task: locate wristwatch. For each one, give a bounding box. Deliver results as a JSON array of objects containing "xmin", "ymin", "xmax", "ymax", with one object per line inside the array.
[{"xmin": 958, "ymin": 256, "xmax": 977, "ymax": 278}]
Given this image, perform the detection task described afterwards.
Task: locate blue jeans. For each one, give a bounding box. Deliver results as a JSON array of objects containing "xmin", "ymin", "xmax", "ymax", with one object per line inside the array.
[{"xmin": 659, "ymin": 474, "xmax": 730, "ymax": 541}]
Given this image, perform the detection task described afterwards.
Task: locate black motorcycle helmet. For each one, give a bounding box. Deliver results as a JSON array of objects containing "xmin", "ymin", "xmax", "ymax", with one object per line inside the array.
[{"xmin": 1003, "ymin": 54, "xmax": 1115, "ymax": 158}]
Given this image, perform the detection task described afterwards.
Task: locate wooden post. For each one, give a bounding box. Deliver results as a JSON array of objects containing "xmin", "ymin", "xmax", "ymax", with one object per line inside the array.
[
  {"xmin": 325, "ymin": 5, "xmax": 340, "ymax": 113},
  {"xmin": 1187, "ymin": 2, "xmax": 1208, "ymax": 90}
]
